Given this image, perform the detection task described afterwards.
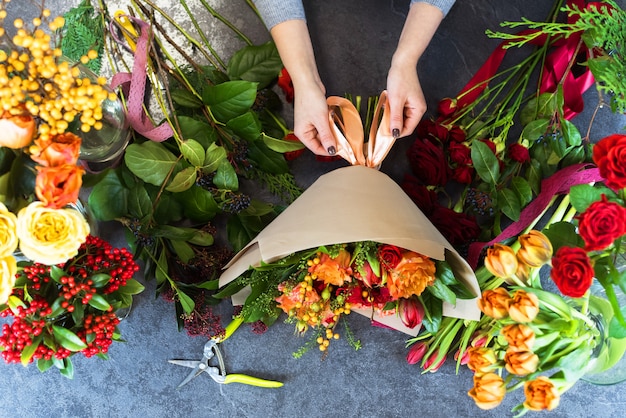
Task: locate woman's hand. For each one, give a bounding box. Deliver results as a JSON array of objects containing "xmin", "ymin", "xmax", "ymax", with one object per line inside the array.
[
  {"xmin": 386, "ymin": 61, "xmax": 427, "ymax": 139},
  {"xmin": 292, "ymin": 81, "xmax": 336, "ymax": 155}
]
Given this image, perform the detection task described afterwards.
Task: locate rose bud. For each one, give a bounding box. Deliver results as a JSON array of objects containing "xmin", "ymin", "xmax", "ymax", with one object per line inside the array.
[
  {"xmin": 0, "ymin": 109, "xmax": 36, "ymax": 149},
  {"xmin": 485, "ymin": 243, "xmax": 518, "ymax": 278},
  {"xmin": 504, "ymin": 349, "xmax": 539, "ymax": 376},
  {"xmin": 477, "ymin": 288, "xmax": 511, "ymax": 319},
  {"xmin": 517, "ymin": 230, "xmax": 553, "ymax": 268},
  {"xmin": 406, "ymin": 341, "xmax": 428, "ymax": 365},
  {"xmin": 523, "ymin": 376, "xmax": 560, "ymax": 411},
  {"xmin": 501, "ymin": 323, "xmax": 535, "ymax": 352},
  {"xmin": 422, "ymin": 349, "xmax": 446, "ymax": 372},
  {"xmin": 398, "ymin": 297, "xmax": 424, "ymax": 329},
  {"xmin": 467, "ymin": 347, "xmax": 497, "ymax": 374},
  {"xmin": 508, "ymin": 289, "xmax": 540, "ymax": 323},
  {"xmin": 468, "ymin": 372, "xmax": 506, "ymax": 410}
]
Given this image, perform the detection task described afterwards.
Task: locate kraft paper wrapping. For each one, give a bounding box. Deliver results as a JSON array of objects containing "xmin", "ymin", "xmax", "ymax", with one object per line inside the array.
[{"xmin": 219, "ymin": 166, "xmax": 481, "ymax": 335}]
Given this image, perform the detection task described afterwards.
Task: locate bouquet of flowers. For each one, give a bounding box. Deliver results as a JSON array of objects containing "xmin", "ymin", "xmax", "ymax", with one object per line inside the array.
[{"xmin": 0, "ymin": 235, "xmax": 143, "ymax": 378}]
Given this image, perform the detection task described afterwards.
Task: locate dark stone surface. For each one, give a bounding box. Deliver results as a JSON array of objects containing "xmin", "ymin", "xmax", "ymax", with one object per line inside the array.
[{"xmin": 1, "ymin": 1, "xmax": 625, "ymax": 417}]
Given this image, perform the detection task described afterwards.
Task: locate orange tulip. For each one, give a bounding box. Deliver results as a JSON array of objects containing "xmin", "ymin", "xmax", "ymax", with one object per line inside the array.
[
  {"xmin": 0, "ymin": 109, "xmax": 36, "ymax": 149},
  {"xmin": 501, "ymin": 323, "xmax": 535, "ymax": 352},
  {"xmin": 523, "ymin": 376, "xmax": 560, "ymax": 411},
  {"xmin": 508, "ymin": 289, "xmax": 540, "ymax": 323},
  {"xmin": 504, "ymin": 349, "xmax": 539, "ymax": 376},
  {"xmin": 477, "ymin": 288, "xmax": 511, "ymax": 319},
  {"xmin": 467, "ymin": 347, "xmax": 497, "ymax": 374},
  {"xmin": 484, "ymin": 243, "xmax": 518, "ymax": 278},
  {"xmin": 35, "ymin": 164, "xmax": 84, "ymax": 209},
  {"xmin": 517, "ymin": 230, "xmax": 553, "ymax": 268},
  {"xmin": 30, "ymin": 132, "xmax": 82, "ymax": 167},
  {"xmin": 468, "ymin": 372, "xmax": 506, "ymax": 410}
]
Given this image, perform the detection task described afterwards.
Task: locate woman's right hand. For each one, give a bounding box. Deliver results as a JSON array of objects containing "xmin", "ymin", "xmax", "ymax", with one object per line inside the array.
[{"xmin": 292, "ymin": 81, "xmax": 337, "ymax": 156}]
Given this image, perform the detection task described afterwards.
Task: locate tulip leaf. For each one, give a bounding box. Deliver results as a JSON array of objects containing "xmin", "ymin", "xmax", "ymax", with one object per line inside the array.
[
  {"xmin": 52, "ymin": 326, "xmax": 88, "ymax": 352},
  {"xmin": 471, "ymin": 140, "xmax": 500, "ymax": 185},
  {"xmin": 124, "ymin": 142, "xmax": 178, "ymax": 186}
]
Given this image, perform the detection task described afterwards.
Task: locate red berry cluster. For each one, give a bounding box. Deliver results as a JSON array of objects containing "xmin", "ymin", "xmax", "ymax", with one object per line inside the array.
[{"xmin": 78, "ymin": 312, "xmax": 120, "ymax": 358}]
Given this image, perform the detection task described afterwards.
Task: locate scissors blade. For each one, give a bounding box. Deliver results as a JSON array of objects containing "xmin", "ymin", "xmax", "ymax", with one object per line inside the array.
[
  {"xmin": 168, "ymin": 359, "xmax": 201, "ymax": 368},
  {"xmin": 175, "ymin": 366, "xmax": 205, "ymax": 389}
]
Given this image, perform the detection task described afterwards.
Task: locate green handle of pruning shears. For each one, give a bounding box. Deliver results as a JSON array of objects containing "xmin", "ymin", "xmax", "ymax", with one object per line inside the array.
[
  {"xmin": 223, "ymin": 374, "xmax": 283, "ymax": 388},
  {"xmin": 221, "ymin": 316, "xmax": 244, "ymax": 341}
]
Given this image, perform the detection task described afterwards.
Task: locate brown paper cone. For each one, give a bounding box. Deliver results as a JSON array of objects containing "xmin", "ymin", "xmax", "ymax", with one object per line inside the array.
[{"xmin": 219, "ymin": 165, "xmax": 481, "ymax": 333}]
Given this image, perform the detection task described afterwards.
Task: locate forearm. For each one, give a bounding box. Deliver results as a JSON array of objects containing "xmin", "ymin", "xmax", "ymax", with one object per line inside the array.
[
  {"xmin": 252, "ymin": 0, "xmax": 305, "ymax": 29},
  {"xmin": 411, "ymin": 0, "xmax": 456, "ymax": 17}
]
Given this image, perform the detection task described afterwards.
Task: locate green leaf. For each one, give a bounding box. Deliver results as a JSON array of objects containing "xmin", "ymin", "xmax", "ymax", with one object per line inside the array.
[
  {"xmin": 88, "ymin": 293, "xmax": 112, "ymax": 311},
  {"xmin": 561, "ymin": 119, "xmax": 582, "ymax": 147},
  {"xmin": 20, "ymin": 335, "xmax": 42, "ymax": 366},
  {"xmin": 511, "ymin": 176, "xmax": 533, "ymax": 208},
  {"xmin": 155, "ymin": 249, "xmax": 168, "ymax": 285},
  {"xmin": 227, "ymin": 41, "xmax": 282, "ymax": 89},
  {"xmin": 124, "ymin": 142, "xmax": 178, "ymax": 186},
  {"xmin": 90, "ymin": 273, "xmax": 111, "ymax": 288},
  {"xmin": 71, "ymin": 302, "xmax": 84, "ymax": 325},
  {"xmin": 188, "ymin": 230, "xmax": 214, "ymax": 246},
  {"xmin": 543, "ymin": 221, "xmax": 583, "ymax": 252},
  {"xmin": 498, "ymin": 188, "xmax": 521, "ymax": 221},
  {"xmin": 127, "ymin": 183, "xmax": 153, "ymax": 220},
  {"xmin": 52, "ymin": 326, "xmax": 88, "ymax": 352},
  {"xmin": 152, "ymin": 225, "xmax": 198, "ymax": 240},
  {"xmin": 203, "ymin": 143, "xmax": 228, "ymax": 173},
  {"xmin": 226, "ymin": 215, "xmax": 250, "ymax": 253},
  {"xmin": 177, "ymin": 186, "xmax": 219, "ymax": 222},
  {"xmin": 471, "ymin": 140, "xmax": 500, "ymax": 185},
  {"xmin": 37, "ymin": 358, "xmax": 54, "ymax": 373},
  {"xmin": 520, "ymin": 94, "xmax": 556, "ymax": 125},
  {"xmin": 178, "ymin": 116, "xmax": 218, "ymax": 148},
  {"xmin": 170, "ymin": 89, "xmax": 203, "ymax": 109},
  {"xmin": 247, "ymin": 141, "xmax": 289, "ymax": 174},
  {"xmin": 153, "ymin": 193, "xmax": 183, "ymax": 224},
  {"xmin": 165, "ymin": 166, "xmax": 197, "ymax": 193},
  {"xmin": 88, "ymin": 170, "xmax": 129, "ymax": 221},
  {"xmin": 214, "ymin": 159, "xmax": 239, "ymax": 190},
  {"xmin": 118, "ymin": 278, "xmax": 145, "ymax": 295},
  {"xmin": 226, "ymin": 111, "xmax": 262, "ymax": 141},
  {"xmin": 261, "ymin": 133, "xmax": 306, "ymax": 153},
  {"xmin": 59, "ymin": 357, "xmax": 74, "ymax": 379},
  {"xmin": 180, "ymin": 139, "xmax": 205, "ymax": 167},
  {"xmin": 521, "ymin": 118, "xmax": 550, "ymax": 143},
  {"xmin": 170, "ymin": 239, "xmax": 195, "ymax": 264},
  {"xmin": 177, "ymin": 289, "xmax": 195, "ymax": 314},
  {"xmin": 570, "ymin": 183, "xmax": 617, "ymax": 213},
  {"xmin": 527, "ymin": 159, "xmax": 542, "ymax": 195},
  {"xmin": 421, "ymin": 295, "xmax": 443, "ymax": 334},
  {"xmin": 202, "ymin": 80, "xmax": 258, "ymax": 123},
  {"xmin": 50, "ymin": 265, "xmax": 65, "ymax": 283},
  {"xmin": 427, "ymin": 280, "xmax": 457, "ymax": 306}
]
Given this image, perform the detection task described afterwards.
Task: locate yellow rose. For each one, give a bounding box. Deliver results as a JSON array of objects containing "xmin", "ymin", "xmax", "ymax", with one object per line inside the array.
[
  {"xmin": 0, "ymin": 202, "xmax": 19, "ymax": 257},
  {"xmin": 0, "ymin": 254, "xmax": 17, "ymax": 304},
  {"xmin": 16, "ymin": 201, "xmax": 89, "ymax": 265}
]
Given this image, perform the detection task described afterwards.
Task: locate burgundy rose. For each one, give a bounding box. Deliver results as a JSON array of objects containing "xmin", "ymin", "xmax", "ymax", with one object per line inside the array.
[
  {"xmin": 401, "ymin": 174, "xmax": 438, "ymax": 215},
  {"xmin": 406, "ymin": 137, "xmax": 451, "ymax": 186},
  {"xmin": 415, "ymin": 119, "xmax": 450, "ymax": 142},
  {"xmin": 437, "ymin": 98, "xmax": 457, "ymax": 117},
  {"xmin": 508, "ymin": 143, "xmax": 530, "ymax": 163},
  {"xmin": 429, "ymin": 206, "xmax": 481, "ymax": 247},
  {"xmin": 377, "ymin": 244, "xmax": 403, "ymax": 269},
  {"xmin": 550, "ymin": 246, "xmax": 594, "ymax": 298},
  {"xmin": 447, "ymin": 125, "xmax": 467, "ymax": 143},
  {"xmin": 277, "ymin": 68, "xmax": 294, "ymax": 103},
  {"xmin": 592, "ymin": 134, "xmax": 626, "ymax": 190},
  {"xmin": 452, "ymin": 165, "xmax": 474, "ymax": 184},
  {"xmin": 481, "ymin": 139, "xmax": 497, "ymax": 154},
  {"xmin": 577, "ymin": 195, "xmax": 626, "ymax": 251},
  {"xmin": 448, "ymin": 142, "xmax": 471, "ymax": 165}
]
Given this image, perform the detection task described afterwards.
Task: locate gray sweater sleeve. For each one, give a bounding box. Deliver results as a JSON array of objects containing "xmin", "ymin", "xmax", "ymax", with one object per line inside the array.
[{"xmin": 253, "ymin": 0, "xmax": 456, "ymax": 30}]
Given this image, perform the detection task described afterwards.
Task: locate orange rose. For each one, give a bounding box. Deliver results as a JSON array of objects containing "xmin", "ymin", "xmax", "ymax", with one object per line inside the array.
[
  {"xmin": 387, "ymin": 251, "xmax": 436, "ymax": 299},
  {"xmin": 484, "ymin": 244, "xmax": 518, "ymax": 278},
  {"xmin": 501, "ymin": 323, "xmax": 535, "ymax": 352},
  {"xmin": 30, "ymin": 132, "xmax": 82, "ymax": 167},
  {"xmin": 523, "ymin": 376, "xmax": 560, "ymax": 411},
  {"xmin": 0, "ymin": 109, "xmax": 36, "ymax": 149},
  {"xmin": 477, "ymin": 288, "xmax": 511, "ymax": 319},
  {"xmin": 467, "ymin": 347, "xmax": 497, "ymax": 373},
  {"xmin": 504, "ymin": 349, "xmax": 539, "ymax": 376},
  {"xmin": 35, "ymin": 164, "xmax": 84, "ymax": 209},
  {"xmin": 517, "ymin": 230, "xmax": 553, "ymax": 268},
  {"xmin": 508, "ymin": 289, "xmax": 539, "ymax": 323},
  {"xmin": 468, "ymin": 372, "xmax": 506, "ymax": 410},
  {"xmin": 308, "ymin": 249, "xmax": 352, "ymax": 286}
]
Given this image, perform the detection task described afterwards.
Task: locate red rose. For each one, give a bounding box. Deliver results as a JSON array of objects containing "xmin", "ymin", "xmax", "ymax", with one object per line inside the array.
[
  {"xmin": 577, "ymin": 195, "xmax": 626, "ymax": 251},
  {"xmin": 377, "ymin": 244, "xmax": 403, "ymax": 269},
  {"xmin": 406, "ymin": 138, "xmax": 451, "ymax": 187},
  {"xmin": 277, "ymin": 68, "xmax": 294, "ymax": 103},
  {"xmin": 401, "ymin": 174, "xmax": 438, "ymax": 215},
  {"xmin": 429, "ymin": 206, "xmax": 481, "ymax": 247},
  {"xmin": 415, "ymin": 119, "xmax": 450, "ymax": 142},
  {"xmin": 437, "ymin": 98, "xmax": 457, "ymax": 117},
  {"xmin": 508, "ymin": 143, "xmax": 530, "ymax": 163},
  {"xmin": 447, "ymin": 125, "xmax": 467, "ymax": 143},
  {"xmin": 481, "ymin": 139, "xmax": 497, "ymax": 154},
  {"xmin": 448, "ymin": 142, "xmax": 471, "ymax": 165},
  {"xmin": 452, "ymin": 165, "xmax": 474, "ymax": 184},
  {"xmin": 593, "ymin": 134, "xmax": 626, "ymax": 190},
  {"xmin": 550, "ymin": 246, "xmax": 594, "ymax": 298},
  {"xmin": 282, "ymin": 133, "xmax": 306, "ymax": 161}
]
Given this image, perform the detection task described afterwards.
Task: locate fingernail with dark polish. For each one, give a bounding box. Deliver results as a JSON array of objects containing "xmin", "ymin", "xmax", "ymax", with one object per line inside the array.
[
  {"xmin": 392, "ymin": 128, "xmax": 400, "ymax": 139},
  {"xmin": 327, "ymin": 146, "xmax": 336, "ymax": 155}
]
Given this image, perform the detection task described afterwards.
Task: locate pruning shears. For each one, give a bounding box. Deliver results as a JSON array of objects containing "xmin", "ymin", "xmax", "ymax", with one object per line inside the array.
[{"xmin": 168, "ymin": 317, "xmax": 283, "ymax": 389}]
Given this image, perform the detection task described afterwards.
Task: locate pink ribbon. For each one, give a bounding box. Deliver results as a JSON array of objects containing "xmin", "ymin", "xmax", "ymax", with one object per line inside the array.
[
  {"xmin": 110, "ymin": 16, "xmax": 174, "ymax": 142},
  {"xmin": 466, "ymin": 163, "xmax": 605, "ymax": 268}
]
